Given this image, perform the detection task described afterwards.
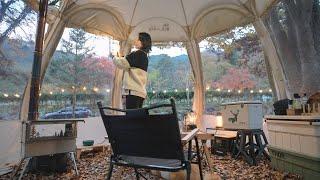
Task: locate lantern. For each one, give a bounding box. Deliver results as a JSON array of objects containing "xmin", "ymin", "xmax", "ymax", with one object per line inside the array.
[
  {"xmin": 216, "ymin": 112, "xmax": 223, "ymax": 128},
  {"xmin": 184, "ymin": 110, "xmax": 197, "ymax": 131}
]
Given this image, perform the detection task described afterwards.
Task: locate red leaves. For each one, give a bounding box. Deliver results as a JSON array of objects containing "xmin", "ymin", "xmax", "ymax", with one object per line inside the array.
[{"xmin": 213, "ymin": 67, "xmax": 256, "ymax": 90}]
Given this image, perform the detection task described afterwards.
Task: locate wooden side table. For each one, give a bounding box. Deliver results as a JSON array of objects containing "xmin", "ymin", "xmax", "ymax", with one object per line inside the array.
[
  {"xmin": 181, "ymin": 131, "xmax": 214, "ymax": 172},
  {"xmin": 211, "ymin": 134, "xmax": 237, "ymax": 156},
  {"xmin": 196, "ymin": 132, "xmax": 214, "ymax": 171}
]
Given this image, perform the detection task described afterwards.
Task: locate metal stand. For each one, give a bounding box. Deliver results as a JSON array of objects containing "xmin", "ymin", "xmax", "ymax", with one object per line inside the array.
[
  {"xmin": 18, "ymin": 158, "xmax": 31, "ymax": 180},
  {"xmin": 70, "ymin": 152, "xmax": 79, "ymax": 175},
  {"xmin": 233, "ymin": 129, "xmax": 270, "ymax": 165},
  {"xmin": 11, "ymin": 152, "xmax": 79, "ymax": 179},
  {"xmin": 10, "ymin": 157, "xmax": 31, "ymax": 180}
]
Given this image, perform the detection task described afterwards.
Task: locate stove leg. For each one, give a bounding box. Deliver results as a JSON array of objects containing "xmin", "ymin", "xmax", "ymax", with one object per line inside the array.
[
  {"xmin": 18, "ymin": 157, "xmax": 31, "ymax": 180},
  {"xmin": 70, "ymin": 152, "xmax": 79, "ymax": 175}
]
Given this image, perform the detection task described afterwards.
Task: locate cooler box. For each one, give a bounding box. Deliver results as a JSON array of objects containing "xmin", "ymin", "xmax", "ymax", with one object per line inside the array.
[{"xmin": 221, "ymin": 101, "xmax": 262, "ymax": 129}]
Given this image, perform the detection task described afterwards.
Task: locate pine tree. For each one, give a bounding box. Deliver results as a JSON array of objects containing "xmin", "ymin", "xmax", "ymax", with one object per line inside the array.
[{"xmin": 48, "ymin": 28, "xmax": 91, "ymax": 118}]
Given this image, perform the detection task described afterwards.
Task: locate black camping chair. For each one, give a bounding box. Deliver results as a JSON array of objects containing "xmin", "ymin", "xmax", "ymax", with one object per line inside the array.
[{"xmin": 97, "ymin": 99, "xmax": 203, "ymax": 180}]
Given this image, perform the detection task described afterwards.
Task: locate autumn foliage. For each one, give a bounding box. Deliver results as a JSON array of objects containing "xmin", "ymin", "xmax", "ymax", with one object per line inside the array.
[
  {"xmin": 213, "ymin": 67, "xmax": 256, "ymax": 90},
  {"xmin": 80, "ymin": 56, "xmax": 115, "ymax": 87}
]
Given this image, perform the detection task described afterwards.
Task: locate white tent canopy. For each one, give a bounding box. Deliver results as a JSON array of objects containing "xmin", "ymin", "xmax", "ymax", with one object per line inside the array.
[
  {"xmin": 45, "ymin": 0, "xmax": 276, "ymax": 42},
  {"xmin": 21, "ymin": 0, "xmax": 288, "ymax": 127}
]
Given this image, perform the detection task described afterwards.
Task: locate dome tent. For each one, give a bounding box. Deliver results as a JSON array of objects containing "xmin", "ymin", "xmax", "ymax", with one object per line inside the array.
[{"xmin": 21, "ymin": 0, "xmax": 288, "ymax": 128}]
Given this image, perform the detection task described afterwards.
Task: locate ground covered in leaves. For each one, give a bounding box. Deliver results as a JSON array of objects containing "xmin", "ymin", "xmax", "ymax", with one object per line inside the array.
[{"xmin": 1, "ymin": 147, "xmax": 301, "ymax": 180}]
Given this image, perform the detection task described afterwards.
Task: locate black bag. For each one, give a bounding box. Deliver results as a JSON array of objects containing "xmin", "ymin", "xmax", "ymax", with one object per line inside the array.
[{"xmin": 273, "ymin": 99, "xmax": 290, "ymax": 115}]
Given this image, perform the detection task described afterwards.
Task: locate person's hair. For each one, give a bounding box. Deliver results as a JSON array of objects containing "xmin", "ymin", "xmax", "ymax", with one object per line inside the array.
[{"xmin": 138, "ymin": 32, "xmax": 152, "ymax": 53}]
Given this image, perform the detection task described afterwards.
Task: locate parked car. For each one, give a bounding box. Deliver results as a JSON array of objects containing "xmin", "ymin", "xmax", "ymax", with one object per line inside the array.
[
  {"xmin": 43, "ymin": 106, "xmax": 92, "ymax": 119},
  {"xmin": 64, "ymin": 106, "xmax": 93, "ymax": 116}
]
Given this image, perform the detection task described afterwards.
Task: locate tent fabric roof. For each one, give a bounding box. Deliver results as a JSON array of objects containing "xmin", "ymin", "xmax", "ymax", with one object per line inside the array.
[{"xmin": 42, "ymin": 0, "xmax": 276, "ymax": 42}]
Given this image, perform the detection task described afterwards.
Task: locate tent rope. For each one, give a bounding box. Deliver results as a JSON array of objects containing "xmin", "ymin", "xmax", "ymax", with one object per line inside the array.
[
  {"xmin": 237, "ymin": 0, "xmax": 256, "ymax": 17},
  {"xmin": 179, "ymin": 0, "xmax": 191, "ymax": 36},
  {"xmin": 129, "ymin": 0, "xmax": 139, "ymax": 27}
]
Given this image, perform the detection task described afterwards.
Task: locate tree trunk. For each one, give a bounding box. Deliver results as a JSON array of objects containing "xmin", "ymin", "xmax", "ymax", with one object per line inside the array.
[
  {"xmin": 264, "ymin": 6, "xmax": 302, "ymax": 94},
  {"xmin": 0, "ymin": 5, "xmax": 31, "ymax": 45},
  {"xmin": 312, "ymin": 0, "xmax": 320, "ymax": 57},
  {"xmin": 285, "ymin": 0, "xmax": 320, "ymax": 95},
  {"xmin": 263, "ymin": 0, "xmax": 320, "ymax": 96},
  {"xmin": 72, "ymin": 87, "xmax": 76, "ymax": 118}
]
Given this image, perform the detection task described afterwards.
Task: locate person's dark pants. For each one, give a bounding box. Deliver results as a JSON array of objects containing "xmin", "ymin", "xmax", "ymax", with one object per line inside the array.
[{"xmin": 126, "ymin": 95, "xmax": 144, "ymax": 109}]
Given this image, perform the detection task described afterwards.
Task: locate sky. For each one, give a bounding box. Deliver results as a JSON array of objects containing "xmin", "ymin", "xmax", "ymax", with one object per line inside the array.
[
  {"xmin": 1, "ymin": 13, "xmax": 194, "ymax": 57},
  {"xmin": 2, "ymin": 7, "xmax": 209, "ymax": 57},
  {"xmin": 3, "ymin": 1, "xmax": 251, "ymax": 58},
  {"xmin": 59, "ymin": 28, "xmax": 208, "ymax": 57},
  {"xmin": 6, "ymin": 23, "xmax": 208, "ymax": 57}
]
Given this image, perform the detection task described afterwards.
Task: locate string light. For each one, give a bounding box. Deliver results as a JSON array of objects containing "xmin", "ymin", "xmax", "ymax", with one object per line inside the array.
[{"xmin": 0, "ymin": 87, "xmax": 274, "ymax": 98}]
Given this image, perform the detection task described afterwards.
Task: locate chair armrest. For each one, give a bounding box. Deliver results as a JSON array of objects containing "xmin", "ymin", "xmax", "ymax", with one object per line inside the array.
[{"xmin": 181, "ymin": 128, "xmax": 199, "ymax": 144}]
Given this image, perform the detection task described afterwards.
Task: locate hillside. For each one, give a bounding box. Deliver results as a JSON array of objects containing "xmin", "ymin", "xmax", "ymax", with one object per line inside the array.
[
  {"xmin": 2, "ymin": 39, "xmax": 191, "ymax": 73},
  {"xmin": 0, "ymin": 39, "xmax": 193, "ymax": 93}
]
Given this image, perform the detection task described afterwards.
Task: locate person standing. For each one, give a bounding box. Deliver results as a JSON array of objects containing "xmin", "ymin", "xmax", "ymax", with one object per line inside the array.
[{"xmin": 112, "ymin": 32, "xmax": 152, "ymax": 109}]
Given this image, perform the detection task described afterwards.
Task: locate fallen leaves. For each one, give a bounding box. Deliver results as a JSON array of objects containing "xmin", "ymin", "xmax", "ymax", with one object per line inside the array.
[{"xmin": 0, "ymin": 146, "xmax": 301, "ymax": 180}]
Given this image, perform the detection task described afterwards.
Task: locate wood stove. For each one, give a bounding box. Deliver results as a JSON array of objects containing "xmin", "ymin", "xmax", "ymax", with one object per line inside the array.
[
  {"xmin": 13, "ymin": 119, "xmax": 84, "ymax": 179},
  {"xmin": 24, "ymin": 119, "xmax": 84, "ymax": 157}
]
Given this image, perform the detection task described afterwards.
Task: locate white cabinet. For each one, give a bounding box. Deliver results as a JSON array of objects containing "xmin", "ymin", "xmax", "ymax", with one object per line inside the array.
[{"xmin": 265, "ymin": 115, "xmax": 320, "ymax": 158}]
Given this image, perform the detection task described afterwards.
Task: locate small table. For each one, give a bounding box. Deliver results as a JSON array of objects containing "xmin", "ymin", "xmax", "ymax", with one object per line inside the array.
[
  {"xmin": 211, "ymin": 134, "xmax": 237, "ymax": 156},
  {"xmin": 180, "ymin": 129, "xmax": 204, "ymax": 180},
  {"xmin": 181, "ymin": 131, "xmax": 215, "ymax": 171},
  {"xmin": 206, "ymin": 128, "xmax": 237, "ymax": 156},
  {"xmin": 196, "ymin": 132, "xmax": 215, "ymax": 171},
  {"xmin": 76, "ymin": 144, "xmax": 107, "ymax": 160}
]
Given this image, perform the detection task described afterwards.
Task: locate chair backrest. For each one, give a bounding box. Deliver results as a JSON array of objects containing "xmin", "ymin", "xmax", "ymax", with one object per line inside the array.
[{"xmin": 97, "ymin": 99, "xmax": 185, "ymax": 162}]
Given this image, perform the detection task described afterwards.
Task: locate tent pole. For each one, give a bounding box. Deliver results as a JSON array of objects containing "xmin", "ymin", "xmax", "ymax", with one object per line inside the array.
[{"xmin": 28, "ymin": 0, "xmax": 49, "ymax": 121}]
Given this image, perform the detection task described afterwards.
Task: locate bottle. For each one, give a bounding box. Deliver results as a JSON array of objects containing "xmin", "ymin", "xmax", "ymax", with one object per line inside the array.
[
  {"xmin": 288, "ymin": 100, "xmax": 293, "ymax": 110},
  {"xmin": 293, "ymin": 93, "xmax": 301, "ymax": 110},
  {"xmin": 301, "ymin": 93, "xmax": 308, "ymax": 113},
  {"xmin": 302, "ymin": 93, "xmax": 308, "ymax": 105}
]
